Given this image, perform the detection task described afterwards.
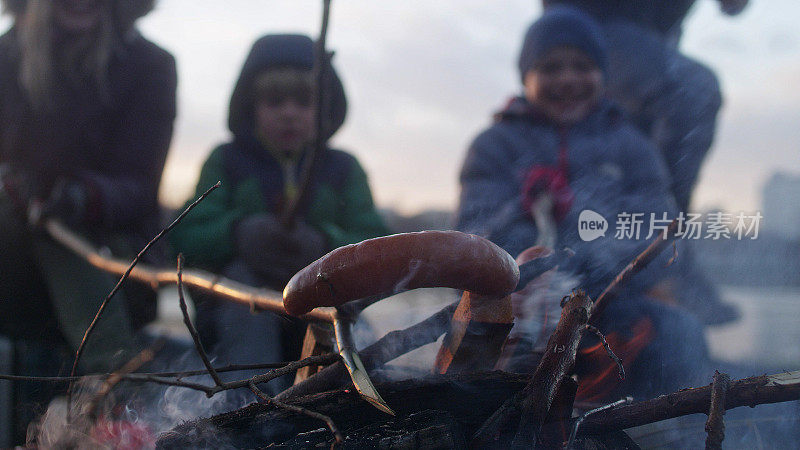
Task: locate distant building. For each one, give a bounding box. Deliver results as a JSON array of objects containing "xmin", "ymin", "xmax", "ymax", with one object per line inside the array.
[{"xmin": 762, "ymin": 172, "xmax": 800, "ymax": 242}]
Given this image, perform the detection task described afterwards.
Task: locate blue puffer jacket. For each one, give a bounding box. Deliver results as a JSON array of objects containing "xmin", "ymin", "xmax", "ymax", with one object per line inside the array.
[{"xmin": 456, "ymin": 97, "xmax": 679, "ymax": 296}]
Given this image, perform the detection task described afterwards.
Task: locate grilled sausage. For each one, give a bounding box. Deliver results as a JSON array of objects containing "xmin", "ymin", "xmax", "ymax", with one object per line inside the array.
[{"xmin": 283, "ymin": 230, "xmax": 519, "ymax": 316}]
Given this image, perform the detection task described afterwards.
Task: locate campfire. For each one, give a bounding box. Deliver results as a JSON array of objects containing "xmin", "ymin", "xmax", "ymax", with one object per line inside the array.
[{"xmin": 15, "ymin": 207, "xmax": 798, "ymax": 449}]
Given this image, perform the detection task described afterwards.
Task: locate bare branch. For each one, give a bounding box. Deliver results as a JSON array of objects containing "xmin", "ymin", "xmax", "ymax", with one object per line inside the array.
[
  {"xmin": 68, "ymin": 182, "xmax": 221, "ymax": 401},
  {"xmin": 280, "ymin": 0, "xmax": 333, "ymax": 227},
  {"xmin": 590, "ymin": 218, "xmax": 679, "ymax": 322},
  {"xmin": 472, "ymin": 291, "xmax": 592, "ymax": 448},
  {"xmin": 177, "ymin": 253, "xmax": 223, "ymax": 386},
  {"xmin": 249, "ymin": 380, "xmax": 343, "ymax": 444},
  {"xmin": 0, "ymin": 361, "xmax": 306, "ymax": 384},
  {"xmin": 579, "ymin": 370, "xmax": 800, "ymax": 434},
  {"xmin": 585, "ymin": 324, "xmax": 625, "ymax": 381},
  {"xmin": 705, "ymin": 371, "xmax": 731, "ymax": 450},
  {"xmin": 45, "ymin": 219, "xmax": 334, "ymax": 323}
]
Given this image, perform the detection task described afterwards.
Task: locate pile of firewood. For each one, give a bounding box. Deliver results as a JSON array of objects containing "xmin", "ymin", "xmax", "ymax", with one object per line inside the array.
[{"xmin": 12, "ymin": 199, "xmax": 798, "ymax": 449}]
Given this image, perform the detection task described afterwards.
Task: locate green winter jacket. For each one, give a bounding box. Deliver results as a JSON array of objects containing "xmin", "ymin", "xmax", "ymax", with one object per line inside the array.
[
  {"xmin": 170, "ymin": 142, "xmax": 388, "ymax": 272},
  {"xmin": 171, "ymin": 34, "xmax": 387, "ymax": 273}
]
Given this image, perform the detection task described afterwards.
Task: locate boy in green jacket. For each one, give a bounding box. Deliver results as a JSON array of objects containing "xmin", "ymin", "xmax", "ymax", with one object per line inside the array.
[{"xmin": 171, "ymin": 34, "xmax": 388, "ymax": 393}]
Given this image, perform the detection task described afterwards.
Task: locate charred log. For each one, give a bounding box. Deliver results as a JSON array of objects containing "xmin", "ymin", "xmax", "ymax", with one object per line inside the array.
[
  {"xmin": 156, "ymin": 371, "xmax": 644, "ymax": 449},
  {"xmin": 156, "ymin": 371, "xmax": 527, "ymax": 448},
  {"xmin": 578, "ymin": 370, "xmax": 800, "ymax": 435}
]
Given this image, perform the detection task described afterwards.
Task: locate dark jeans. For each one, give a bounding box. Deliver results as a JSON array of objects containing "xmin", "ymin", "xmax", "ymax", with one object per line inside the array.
[{"xmin": 194, "ymin": 259, "xmax": 304, "ymax": 395}]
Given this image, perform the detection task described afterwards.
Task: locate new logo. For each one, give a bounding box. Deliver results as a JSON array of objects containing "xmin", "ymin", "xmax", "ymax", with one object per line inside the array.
[{"xmin": 578, "ymin": 210, "xmax": 607, "ymax": 241}]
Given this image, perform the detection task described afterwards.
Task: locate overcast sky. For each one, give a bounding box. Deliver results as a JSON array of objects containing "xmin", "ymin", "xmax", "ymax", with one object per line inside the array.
[{"xmin": 3, "ymin": 1, "xmax": 799, "ymax": 215}]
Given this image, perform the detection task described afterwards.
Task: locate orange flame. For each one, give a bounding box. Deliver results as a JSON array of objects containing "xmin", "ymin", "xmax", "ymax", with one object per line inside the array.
[{"xmin": 576, "ymin": 318, "xmax": 655, "ymax": 403}]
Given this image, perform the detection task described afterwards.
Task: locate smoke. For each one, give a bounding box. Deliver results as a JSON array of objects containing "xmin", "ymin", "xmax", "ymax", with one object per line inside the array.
[
  {"xmin": 355, "ymin": 288, "xmax": 457, "ymax": 378},
  {"xmin": 25, "ymin": 340, "xmax": 256, "ymax": 449}
]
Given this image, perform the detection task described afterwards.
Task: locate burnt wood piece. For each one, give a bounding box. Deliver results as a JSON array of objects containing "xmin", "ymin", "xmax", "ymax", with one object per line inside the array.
[
  {"xmin": 579, "ymin": 370, "xmax": 800, "ymax": 435},
  {"xmin": 276, "ymin": 301, "xmax": 457, "ymax": 400},
  {"xmin": 156, "ymin": 371, "xmax": 528, "ymax": 449},
  {"xmin": 512, "ymin": 291, "xmax": 592, "ymax": 448},
  {"xmin": 538, "ymin": 376, "xmax": 578, "ymax": 449},
  {"xmin": 276, "ymin": 409, "xmax": 466, "ymax": 448},
  {"xmin": 435, "ymin": 291, "xmax": 514, "ymax": 374},
  {"xmin": 471, "ymin": 292, "xmax": 592, "ymax": 448},
  {"xmin": 704, "ymin": 371, "xmax": 730, "ymax": 450},
  {"xmin": 294, "ymin": 323, "xmax": 335, "ymax": 384},
  {"xmin": 570, "ymin": 430, "xmax": 641, "ymax": 450}
]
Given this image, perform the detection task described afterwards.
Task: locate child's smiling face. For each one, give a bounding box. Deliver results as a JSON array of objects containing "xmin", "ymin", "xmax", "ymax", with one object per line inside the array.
[{"xmin": 523, "ymin": 46, "xmax": 604, "ymax": 126}]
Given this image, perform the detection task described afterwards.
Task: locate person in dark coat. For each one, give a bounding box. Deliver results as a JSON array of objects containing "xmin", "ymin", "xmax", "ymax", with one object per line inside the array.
[
  {"xmin": 542, "ymin": 0, "xmax": 748, "ymax": 211},
  {"xmin": 541, "ymin": 0, "xmax": 746, "ymax": 326},
  {"xmin": 170, "ymin": 34, "xmax": 388, "ymax": 395},
  {"xmin": 0, "ymin": 0, "xmax": 176, "ymax": 440},
  {"xmin": 456, "ymin": 7, "xmax": 711, "ymax": 401}
]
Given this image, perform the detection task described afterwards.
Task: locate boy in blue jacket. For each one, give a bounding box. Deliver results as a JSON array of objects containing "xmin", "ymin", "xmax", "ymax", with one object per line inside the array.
[{"xmin": 456, "ymin": 8, "xmax": 710, "ymax": 400}]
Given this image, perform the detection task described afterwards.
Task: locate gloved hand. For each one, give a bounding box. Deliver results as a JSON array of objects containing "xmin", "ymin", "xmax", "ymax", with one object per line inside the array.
[
  {"xmin": 235, "ymin": 213, "xmax": 328, "ymax": 286},
  {"xmin": 284, "ymin": 221, "xmax": 328, "ymax": 272},
  {"xmin": 521, "ymin": 166, "xmax": 573, "ymax": 223}
]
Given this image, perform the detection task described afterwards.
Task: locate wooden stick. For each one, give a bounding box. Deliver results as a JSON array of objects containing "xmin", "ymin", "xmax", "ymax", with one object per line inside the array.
[
  {"xmin": 67, "ymin": 182, "xmax": 221, "ymax": 404},
  {"xmin": 471, "ymin": 291, "xmax": 591, "ymax": 448},
  {"xmin": 250, "ymin": 381, "xmax": 343, "ymax": 445},
  {"xmin": 0, "ymin": 362, "xmax": 313, "ymax": 384},
  {"xmin": 177, "ymin": 254, "xmax": 223, "ymax": 386},
  {"xmin": 119, "ymin": 353, "xmax": 340, "ymax": 397},
  {"xmin": 705, "ymin": 371, "xmax": 731, "ymax": 450},
  {"xmin": 45, "ymin": 218, "xmax": 335, "ymax": 324},
  {"xmin": 280, "ymin": 0, "xmax": 333, "ymax": 227},
  {"xmin": 276, "ymin": 300, "xmax": 457, "ymax": 400},
  {"xmin": 511, "ymin": 291, "xmax": 592, "ymax": 448},
  {"xmin": 589, "ymin": 219, "xmax": 679, "ymax": 322},
  {"xmin": 578, "ymin": 370, "xmax": 800, "ymax": 434}
]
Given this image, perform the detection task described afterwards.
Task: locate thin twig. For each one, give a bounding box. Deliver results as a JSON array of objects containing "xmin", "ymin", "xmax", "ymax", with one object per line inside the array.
[
  {"xmin": 566, "ymin": 396, "xmax": 632, "ymax": 449},
  {"xmin": 68, "ymin": 182, "xmax": 221, "ymax": 402},
  {"xmin": 98, "ymin": 353, "xmax": 341, "ymax": 398},
  {"xmin": 0, "ymin": 362, "xmax": 306, "ymax": 384},
  {"xmin": 250, "ymin": 380, "xmax": 343, "ymax": 445},
  {"xmin": 280, "ymin": 0, "xmax": 333, "ymax": 227},
  {"xmin": 584, "ymin": 324, "xmax": 625, "ymax": 381},
  {"xmin": 177, "ymin": 253, "xmax": 223, "ymax": 386},
  {"xmin": 86, "ymin": 339, "xmax": 164, "ymax": 418},
  {"xmin": 590, "ymin": 218, "xmax": 679, "ymax": 322},
  {"xmin": 705, "ymin": 371, "xmax": 731, "ymax": 450}
]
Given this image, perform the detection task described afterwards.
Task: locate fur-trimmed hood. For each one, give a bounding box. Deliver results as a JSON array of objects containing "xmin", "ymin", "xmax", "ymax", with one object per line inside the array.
[{"xmin": 1, "ymin": 0, "xmax": 155, "ymax": 33}]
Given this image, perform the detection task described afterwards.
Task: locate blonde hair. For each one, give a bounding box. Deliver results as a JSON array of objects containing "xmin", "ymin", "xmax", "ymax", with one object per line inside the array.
[{"xmin": 17, "ymin": 0, "xmax": 114, "ymax": 111}]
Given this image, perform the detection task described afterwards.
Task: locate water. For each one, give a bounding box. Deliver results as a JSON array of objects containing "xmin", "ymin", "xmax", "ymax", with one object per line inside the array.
[
  {"xmin": 153, "ymin": 284, "xmax": 800, "ymax": 371},
  {"xmin": 706, "ymin": 285, "xmax": 800, "ymax": 369}
]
